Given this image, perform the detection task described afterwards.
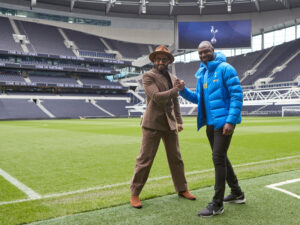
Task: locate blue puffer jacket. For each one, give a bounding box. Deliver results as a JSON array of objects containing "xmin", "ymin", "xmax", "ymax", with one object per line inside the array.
[{"xmin": 179, "ymin": 52, "xmax": 243, "ymax": 130}]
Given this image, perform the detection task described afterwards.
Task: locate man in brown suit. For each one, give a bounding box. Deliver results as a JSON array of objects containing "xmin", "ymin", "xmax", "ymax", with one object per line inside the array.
[{"xmin": 130, "ymin": 46, "xmax": 196, "ymax": 209}]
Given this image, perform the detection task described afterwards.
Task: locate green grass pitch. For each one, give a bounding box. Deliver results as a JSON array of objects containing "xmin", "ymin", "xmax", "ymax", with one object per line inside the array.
[{"xmin": 0, "ymin": 117, "xmax": 299, "ymax": 225}]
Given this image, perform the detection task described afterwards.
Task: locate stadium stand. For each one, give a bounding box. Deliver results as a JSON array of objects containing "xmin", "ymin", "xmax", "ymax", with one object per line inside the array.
[
  {"xmin": 242, "ymin": 39, "xmax": 300, "ymax": 85},
  {"xmin": 64, "ymin": 29, "xmax": 106, "ymax": 53},
  {"xmin": 12, "ymin": 19, "xmax": 154, "ymax": 60},
  {"xmin": 79, "ymin": 76, "xmax": 117, "ymax": 86},
  {"xmin": 103, "ymin": 38, "xmax": 151, "ymax": 59},
  {"xmin": 0, "ymin": 99, "xmax": 48, "ymax": 119},
  {"xmin": 40, "ymin": 99, "xmax": 109, "ymax": 118},
  {"xmin": 175, "ymin": 61, "xmax": 201, "ymax": 89},
  {"xmin": 16, "ymin": 21, "xmax": 75, "ymax": 56},
  {"xmin": 180, "ymin": 106, "xmax": 196, "ymax": 115},
  {"xmin": 227, "ymin": 49, "xmax": 268, "ymax": 80},
  {"xmin": 0, "ymin": 17, "xmax": 23, "ymax": 52},
  {"xmin": 271, "ymin": 50, "xmax": 300, "ymax": 83},
  {"xmin": 29, "ymin": 75, "xmax": 78, "ymax": 84},
  {"xmin": 96, "ymin": 99, "xmax": 131, "ymax": 116},
  {"xmin": 0, "ymin": 73, "xmax": 25, "ymax": 82}
]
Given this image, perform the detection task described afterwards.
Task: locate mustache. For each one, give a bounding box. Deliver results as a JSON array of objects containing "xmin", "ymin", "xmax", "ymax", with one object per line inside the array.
[{"xmin": 154, "ymin": 65, "xmax": 168, "ymax": 72}]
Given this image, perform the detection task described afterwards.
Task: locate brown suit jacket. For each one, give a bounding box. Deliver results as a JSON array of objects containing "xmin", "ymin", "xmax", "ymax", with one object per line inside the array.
[{"xmin": 141, "ymin": 68, "xmax": 183, "ymax": 131}]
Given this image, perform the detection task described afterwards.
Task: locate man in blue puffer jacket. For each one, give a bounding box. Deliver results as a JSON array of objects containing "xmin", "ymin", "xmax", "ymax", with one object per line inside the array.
[{"xmin": 177, "ymin": 41, "xmax": 245, "ymax": 217}]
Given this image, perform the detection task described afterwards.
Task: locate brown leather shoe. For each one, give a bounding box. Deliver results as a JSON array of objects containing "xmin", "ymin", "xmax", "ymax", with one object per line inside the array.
[
  {"xmin": 178, "ymin": 190, "xmax": 196, "ymax": 200},
  {"xmin": 130, "ymin": 195, "xmax": 142, "ymax": 209}
]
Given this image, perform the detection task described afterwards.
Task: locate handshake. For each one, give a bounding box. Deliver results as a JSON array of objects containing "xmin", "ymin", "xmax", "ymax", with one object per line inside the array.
[{"xmin": 174, "ymin": 79, "xmax": 185, "ymax": 91}]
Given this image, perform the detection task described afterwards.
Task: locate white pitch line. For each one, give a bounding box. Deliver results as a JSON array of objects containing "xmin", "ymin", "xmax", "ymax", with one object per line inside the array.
[
  {"xmin": 43, "ymin": 181, "xmax": 131, "ymax": 198},
  {"xmin": 0, "ymin": 168, "xmax": 41, "ymax": 199},
  {"xmin": 1, "ymin": 154, "xmax": 300, "ymax": 206},
  {"xmin": 0, "ymin": 198, "xmax": 33, "ymax": 206},
  {"xmin": 266, "ymin": 178, "xmax": 300, "ymax": 200}
]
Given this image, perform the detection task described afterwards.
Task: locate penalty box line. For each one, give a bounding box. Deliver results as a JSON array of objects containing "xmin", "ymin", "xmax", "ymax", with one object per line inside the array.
[
  {"xmin": 0, "ymin": 168, "xmax": 41, "ymax": 200},
  {"xmin": 1, "ymin": 154, "xmax": 300, "ymax": 206},
  {"xmin": 266, "ymin": 178, "xmax": 300, "ymax": 200}
]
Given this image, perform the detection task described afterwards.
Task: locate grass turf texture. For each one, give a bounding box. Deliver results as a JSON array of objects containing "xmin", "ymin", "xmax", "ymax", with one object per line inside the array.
[
  {"xmin": 30, "ymin": 170, "xmax": 300, "ymax": 225},
  {"xmin": 0, "ymin": 117, "xmax": 299, "ymax": 224}
]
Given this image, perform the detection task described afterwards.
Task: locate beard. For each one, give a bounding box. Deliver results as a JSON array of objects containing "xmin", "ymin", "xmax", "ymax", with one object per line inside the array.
[{"xmin": 154, "ymin": 64, "xmax": 168, "ymax": 73}]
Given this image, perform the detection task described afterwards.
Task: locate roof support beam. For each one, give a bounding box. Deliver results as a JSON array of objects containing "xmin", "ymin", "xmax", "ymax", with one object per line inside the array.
[
  {"xmin": 283, "ymin": 0, "xmax": 291, "ymax": 9},
  {"xmin": 226, "ymin": 0, "xmax": 232, "ymax": 13},
  {"xmin": 30, "ymin": 0, "xmax": 37, "ymax": 10},
  {"xmin": 197, "ymin": 0, "xmax": 204, "ymax": 15},
  {"xmin": 139, "ymin": 0, "xmax": 147, "ymax": 15},
  {"xmin": 169, "ymin": 0, "xmax": 175, "ymax": 16},
  {"xmin": 106, "ymin": 0, "xmax": 116, "ymax": 15},
  {"xmin": 70, "ymin": 0, "xmax": 76, "ymax": 12},
  {"xmin": 254, "ymin": 0, "xmax": 260, "ymax": 12},
  {"xmin": 275, "ymin": 0, "xmax": 290, "ymax": 9}
]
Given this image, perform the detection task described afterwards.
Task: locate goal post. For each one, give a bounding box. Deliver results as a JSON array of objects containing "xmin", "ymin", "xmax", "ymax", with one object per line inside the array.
[{"xmin": 282, "ymin": 106, "xmax": 300, "ymax": 117}]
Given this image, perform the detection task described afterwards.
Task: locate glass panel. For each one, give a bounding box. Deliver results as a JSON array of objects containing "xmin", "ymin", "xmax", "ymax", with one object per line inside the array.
[
  {"xmin": 285, "ymin": 26, "xmax": 295, "ymax": 42},
  {"xmin": 185, "ymin": 53, "xmax": 191, "ymax": 63},
  {"xmin": 264, "ymin": 31, "xmax": 274, "ymax": 49},
  {"xmin": 241, "ymin": 49, "xmax": 252, "ymax": 54},
  {"xmin": 274, "ymin": 29, "xmax": 285, "ymax": 46},
  {"xmin": 219, "ymin": 49, "xmax": 233, "ymax": 57},
  {"xmin": 190, "ymin": 51, "xmax": 199, "ymax": 61},
  {"xmin": 252, "ymin": 35, "xmax": 262, "ymax": 51},
  {"xmin": 235, "ymin": 49, "xmax": 242, "ymax": 55}
]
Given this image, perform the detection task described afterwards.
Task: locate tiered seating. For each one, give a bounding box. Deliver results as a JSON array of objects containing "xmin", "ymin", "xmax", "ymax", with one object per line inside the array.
[
  {"xmin": 64, "ymin": 29, "xmax": 106, "ymax": 52},
  {"xmin": 0, "ymin": 99, "xmax": 48, "ymax": 119},
  {"xmin": 97, "ymin": 100, "xmax": 130, "ymax": 116},
  {"xmin": 78, "ymin": 50, "xmax": 115, "ymax": 59},
  {"xmin": 6, "ymin": 92, "xmax": 56, "ymax": 96},
  {"xmin": 18, "ymin": 21, "xmax": 74, "ymax": 56},
  {"xmin": 271, "ymin": 52, "xmax": 300, "ymax": 83},
  {"xmin": 180, "ymin": 107, "xmax": 195, "ymax": 115},
  {"xmin": 29, "ymin": 75, "xmax": 77, "ymax": 84},
  {"xmin": 0, "ymin": 17, "xmax": 23, "ymax": 52},
  {"xmin": 227, "ymin": 49, "xmax": 268, "ymax": 80},
  {"xmin": 41, "ymin": 100, "xmax": 108, "ymax": 118},
  {"xmin": 242, "ymin": 39, "xmax": 300, "ymax": 85},
  {"xmin": 175, "ymin": 61, "xmax": 200, "ymax": 89},
  {"xmin": 104, "ymin": 38, "xmax": 150, "ymax": 59},
  {"xmin": 80, "ymin": 77, "xmax": 112, "ymax": 85},
  {"xmin": 79, "ymin": 77, "xmax": 123, "ymax": 89},
  {"xmin": 0, "ymin": 74, "xmax": 25, "ymax": 82},
  {"xmin": 241, "ymin": 105, "xmax": 265, "ymax": 114},
  {"xmin": 2, "ymin": 18, "xmax": 154, "ymax": 60}
]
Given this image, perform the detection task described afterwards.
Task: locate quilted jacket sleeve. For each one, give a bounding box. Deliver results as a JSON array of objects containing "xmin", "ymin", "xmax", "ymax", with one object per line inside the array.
[{"xmin": 223, "ymin": 64, "xmax": 243, "ymax": 124}]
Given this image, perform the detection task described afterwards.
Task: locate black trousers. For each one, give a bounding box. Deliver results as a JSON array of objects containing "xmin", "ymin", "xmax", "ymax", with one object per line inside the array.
[{"xmin": 206, "ymin": 125, "xmax": 242, "ymax": 206}]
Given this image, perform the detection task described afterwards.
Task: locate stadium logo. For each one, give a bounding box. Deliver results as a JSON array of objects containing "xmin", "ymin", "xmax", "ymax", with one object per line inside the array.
[{"xmin": 210, "ymin": 26, "xmax": 218, "ymax": 44}]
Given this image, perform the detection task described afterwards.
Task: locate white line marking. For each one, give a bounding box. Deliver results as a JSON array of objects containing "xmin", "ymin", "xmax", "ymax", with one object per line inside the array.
[
  {"xmin": 266, "ymin": 178, "xmax": 300, "ymax": 199},
  {"xmin": 0, "ymin": 198, "xmax": 33, "ymax": 206},
  {"xmin": 0, "ymin": 168, "xmax": 41, "ymax": 199},
  {"xmin": 1, "ymin": 154, "xmax": 299, "ymax": 206}
]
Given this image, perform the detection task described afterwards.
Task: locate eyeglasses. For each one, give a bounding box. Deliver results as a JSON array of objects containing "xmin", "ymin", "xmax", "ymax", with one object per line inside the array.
[{"xmin": 155, "ymin": 57, "xmax": 169, "ymax": 63}]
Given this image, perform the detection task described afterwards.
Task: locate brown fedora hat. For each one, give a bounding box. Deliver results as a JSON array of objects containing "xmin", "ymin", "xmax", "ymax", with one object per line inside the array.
[{"xmin": 149, "ymin": 45, "xmax": 174, "ymax": 64}]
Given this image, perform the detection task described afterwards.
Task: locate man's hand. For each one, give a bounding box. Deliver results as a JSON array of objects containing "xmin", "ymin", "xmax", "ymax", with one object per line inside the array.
[
  {"xmin": 223, "ymin": 123, "xmax": 234, "ymax": 135},
  {"xmin": 177, "ymin": 123, "xmax": 184, "ymax": 132},
  {"xmin": 174, "ymin": 79, "xmax": 185, "ymax": 91}
]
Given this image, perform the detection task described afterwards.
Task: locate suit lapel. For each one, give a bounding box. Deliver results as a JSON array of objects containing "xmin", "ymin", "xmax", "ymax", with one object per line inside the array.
[{"xmin": 151, "ymin": 68, "xmax": 170, "ymax": 91}]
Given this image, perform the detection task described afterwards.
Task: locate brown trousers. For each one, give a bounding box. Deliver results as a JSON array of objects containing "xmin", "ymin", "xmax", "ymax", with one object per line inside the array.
[{"xmin": 130, "ymin": 127, "xmax": 187, "ymax": 196}]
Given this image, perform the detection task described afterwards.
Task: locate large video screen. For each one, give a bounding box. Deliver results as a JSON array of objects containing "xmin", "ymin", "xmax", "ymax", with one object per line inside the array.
[{"xmin": 178, "ymin": 20, "xmax": 251, "ymax": 49}]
